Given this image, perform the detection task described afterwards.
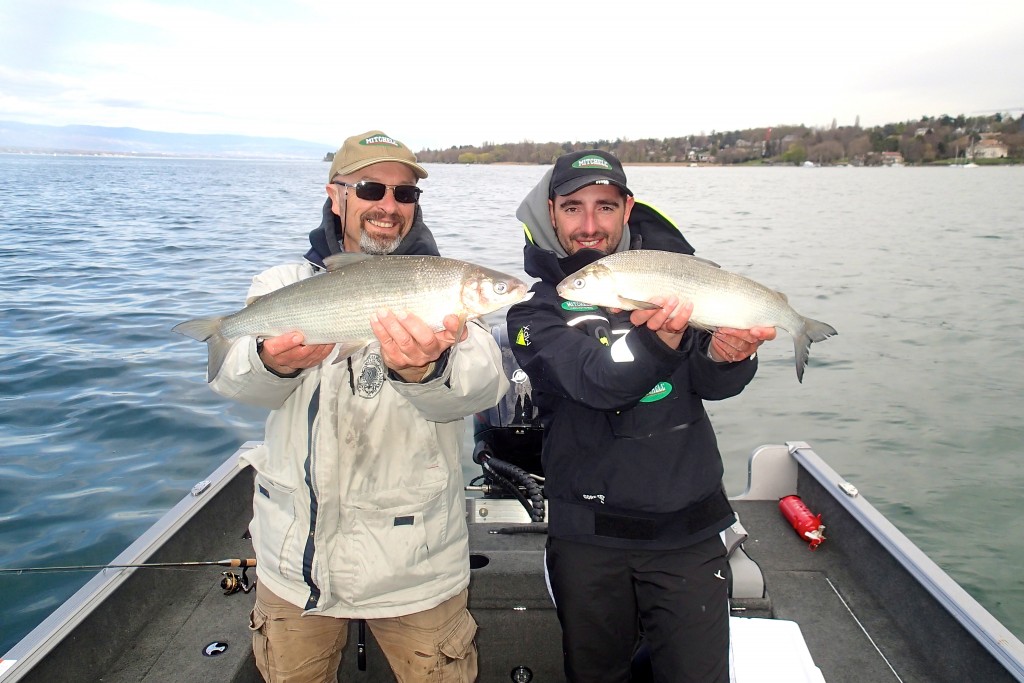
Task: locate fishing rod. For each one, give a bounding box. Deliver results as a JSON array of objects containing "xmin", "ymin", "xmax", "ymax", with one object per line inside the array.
[
  {"xmin": 0, "ymin": 558, "xmax": 256, "ymax": 574},
  {"xmin": 0, "ymin": 558, "xmax": 258, "ymax": 593}
]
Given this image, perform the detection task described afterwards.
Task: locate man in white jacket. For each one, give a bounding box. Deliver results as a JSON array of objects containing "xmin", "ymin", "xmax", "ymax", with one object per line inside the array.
[{"xmin": 210, "ymin": 130, "xmax": 508, "ymax": 682}]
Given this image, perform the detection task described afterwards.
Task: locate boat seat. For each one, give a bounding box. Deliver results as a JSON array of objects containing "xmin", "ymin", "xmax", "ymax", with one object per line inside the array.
[{"xmin": 723, "ymin": 515, "xmax": 768, "ymax": 606}]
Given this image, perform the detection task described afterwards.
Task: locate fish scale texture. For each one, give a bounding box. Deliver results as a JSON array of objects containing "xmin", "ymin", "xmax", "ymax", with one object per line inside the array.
[
  {"xmin": 222, "ymin": 257, "xmax": 480, "ymax": 344},
  {"xmin": 572, "ymin": 251, "xmax": 802, "ymax": 333}
]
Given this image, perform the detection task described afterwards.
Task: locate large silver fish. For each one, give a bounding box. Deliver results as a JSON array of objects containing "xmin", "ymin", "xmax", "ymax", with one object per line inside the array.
[
  {"xmin": 556, "ymin": 250, "xmax": 837, "ymax": 382},
  {"xmin": 174, "ymin": 254, "xmax": 529, "ymax": 381}
]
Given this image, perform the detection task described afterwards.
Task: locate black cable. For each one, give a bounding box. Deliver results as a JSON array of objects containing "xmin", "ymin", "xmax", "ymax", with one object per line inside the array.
[{"xmin": 480, "ymin": 455, "xmax": 545, "ymax": 522}]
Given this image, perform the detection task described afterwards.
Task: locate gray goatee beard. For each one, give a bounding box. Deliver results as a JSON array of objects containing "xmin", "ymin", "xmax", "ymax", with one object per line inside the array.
[
  {"xmin": 358, "ymin": 214, "xmax": 406, "ymax": 254},
  {"xmin": 359, "ymin": 231, "xmax": 402, "ymax": 254}
]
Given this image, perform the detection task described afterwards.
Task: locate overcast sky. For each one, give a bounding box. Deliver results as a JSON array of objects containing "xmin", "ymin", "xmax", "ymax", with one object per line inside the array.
[{"xmin": 2, "ymin": 0, "xmax": 1022, "ymax": 150}]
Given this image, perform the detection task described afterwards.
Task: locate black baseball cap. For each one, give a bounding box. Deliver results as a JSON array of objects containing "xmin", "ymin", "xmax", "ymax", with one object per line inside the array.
[{"xmin": 549, "ymin": 150, "xmax": 632, "ymax": 199}]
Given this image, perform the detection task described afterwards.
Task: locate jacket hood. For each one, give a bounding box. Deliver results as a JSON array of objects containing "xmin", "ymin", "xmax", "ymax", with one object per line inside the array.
[
  {"xmin": 304, "ymin": 198, "xmax": 439, "ymax": 268},
  {"xmin": 518, "ymin": 168, "xmax": 695, "ymax": 284}
]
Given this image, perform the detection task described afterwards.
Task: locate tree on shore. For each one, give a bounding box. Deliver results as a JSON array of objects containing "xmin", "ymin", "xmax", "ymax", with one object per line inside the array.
[{"xmin": 415, "ymin": 113, "xmax": 1021, "ymax": 166}]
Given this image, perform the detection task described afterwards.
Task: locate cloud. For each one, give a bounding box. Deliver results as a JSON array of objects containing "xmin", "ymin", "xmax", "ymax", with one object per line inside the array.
[{"xmin": 1, "ymin": 0, "xmax": 1022, "ymax": 148}]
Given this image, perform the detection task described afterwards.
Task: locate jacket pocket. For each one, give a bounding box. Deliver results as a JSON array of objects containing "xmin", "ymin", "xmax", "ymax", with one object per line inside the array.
[
  {"xmin": 339, "ymin": 481, "xmax": 447, "ymax": 605},
  {"xmin": 251, "ymin": 471, "xmax": 301, "ymax": 581},
  {"xmin": 605, "ymin": 393, "xmax": 704, "ymax": 440},
  {"xmin": 436, "ymin": 608, "xmax": 479, "ymax": 682}
]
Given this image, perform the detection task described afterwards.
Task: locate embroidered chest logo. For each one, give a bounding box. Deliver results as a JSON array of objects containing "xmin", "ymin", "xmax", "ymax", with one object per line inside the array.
[
  {"xmin": 639, "ymin": 381, "xmax": 673, "ymax": 403},
  {"xmin": 561, "ymin": 300, "xmax": 598, "ymax": 312},
  {"xmin": 357, "ymin": 352, "xmax": 386, "ymax": 398},
  {"xmin": 515, "ymin": 325, "xmax": 531, "ymax": 347}
]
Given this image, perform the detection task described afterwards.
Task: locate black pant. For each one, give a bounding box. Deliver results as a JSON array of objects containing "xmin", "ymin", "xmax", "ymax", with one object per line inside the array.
[{"xmin": 545, "ymin": 535, "xmax": 729, "ymax": 683}]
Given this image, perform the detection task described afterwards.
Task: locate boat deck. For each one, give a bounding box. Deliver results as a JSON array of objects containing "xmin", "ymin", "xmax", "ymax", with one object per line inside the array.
[{"xmin": 4, "ymin": 444, "xmax": 1023, "ymax": 682}]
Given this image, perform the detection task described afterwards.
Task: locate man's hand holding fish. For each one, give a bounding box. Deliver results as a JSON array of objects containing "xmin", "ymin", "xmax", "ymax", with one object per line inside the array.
[
  {"xmin": 616, "ymin": 296, "xmax": 777, "ymax": 359},
  {"xmin": 709, "ymin": 326, "xmax": 778, "ymax": 363},
  {"xmin": 618, "ymin": 295, "xmax": 693, "ymax": 349},
  {"xmin": 370, "ymin": 309, "xmax": 468, "ymax": 383},
  {"xmin": 256, "ymin": 332, "xmax": 334, "ymax": 377}
]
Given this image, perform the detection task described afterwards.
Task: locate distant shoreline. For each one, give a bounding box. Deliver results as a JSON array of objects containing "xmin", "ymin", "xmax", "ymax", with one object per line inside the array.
[
  {"xmin": 0, "ymin": 149, "xmax": 322, "ymax": 161},
  {"xmin": 3, "ymin": 151, "xmax": 1017, "ymax": 168}
]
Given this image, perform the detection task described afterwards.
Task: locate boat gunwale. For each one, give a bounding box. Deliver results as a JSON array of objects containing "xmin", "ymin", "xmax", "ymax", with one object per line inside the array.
[
  {"xmin": 0, "ymin": 442, "xmax": 260, "ymax": 682},
  {"xmin": 783, "ymin": 441, "xmax": 1024, "ymax": 679}
]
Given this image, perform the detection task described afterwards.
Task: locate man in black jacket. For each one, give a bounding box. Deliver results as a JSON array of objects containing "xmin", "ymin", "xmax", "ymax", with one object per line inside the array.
[{"xmin": 506, "ymin": 150, "xmax": 775, "ymax": 682}]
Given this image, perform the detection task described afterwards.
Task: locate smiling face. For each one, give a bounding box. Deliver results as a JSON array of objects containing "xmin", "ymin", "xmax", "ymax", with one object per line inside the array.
[
  {"xmin": 548, "ymin": 183, "xmax": 634, "ymax": 256},
  {"xmin": 327, "ymin": 161, "xmax": 418, "ymax": 254}
]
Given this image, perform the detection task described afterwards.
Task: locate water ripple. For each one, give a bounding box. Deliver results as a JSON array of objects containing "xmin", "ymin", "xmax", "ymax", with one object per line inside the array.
[{"xmin": 2, "ymin": 156, "xmax": 1023, "ymax": 654}]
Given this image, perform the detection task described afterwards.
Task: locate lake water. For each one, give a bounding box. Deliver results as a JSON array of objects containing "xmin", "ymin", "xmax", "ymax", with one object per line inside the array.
[{"xmin": 1, "ymin": 155, "xmax": 1022, "ymax": 654}]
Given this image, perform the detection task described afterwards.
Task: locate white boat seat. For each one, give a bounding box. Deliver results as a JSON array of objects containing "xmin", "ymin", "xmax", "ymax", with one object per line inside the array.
[{"xmin": 723, "ymin": 515, "xmax": 766, "ymax": 600}]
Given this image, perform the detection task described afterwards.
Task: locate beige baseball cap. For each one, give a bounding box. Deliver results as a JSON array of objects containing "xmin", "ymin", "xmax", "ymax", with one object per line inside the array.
[{"xmin": 327, "ymin": 130, "xmax": 427, "ymax": 181}]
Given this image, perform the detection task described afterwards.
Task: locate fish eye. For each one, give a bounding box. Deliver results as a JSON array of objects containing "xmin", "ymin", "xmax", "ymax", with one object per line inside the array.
[
  {"xmin": 573, "ymin": 278, "xmax": 586, "ymax": 289},
  {"xmin": 494, "ymin": 282, "xmax": 508, "ymax": 294}
]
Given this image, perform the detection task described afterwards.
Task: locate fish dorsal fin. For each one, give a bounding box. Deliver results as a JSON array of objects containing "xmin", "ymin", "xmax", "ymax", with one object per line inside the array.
[
  {"xmin": 323, "ymin": 253, "xmax": 375, "ymax": 272},
  {"xmin": 682, "ymin": 253, "xmax": 722, "ymax": 269}
]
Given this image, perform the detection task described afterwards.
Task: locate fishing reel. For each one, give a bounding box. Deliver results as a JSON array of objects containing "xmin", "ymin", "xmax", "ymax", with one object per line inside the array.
[{"xmin": 221, "ymin": 564, "xmax": 255, "ymax": 595}]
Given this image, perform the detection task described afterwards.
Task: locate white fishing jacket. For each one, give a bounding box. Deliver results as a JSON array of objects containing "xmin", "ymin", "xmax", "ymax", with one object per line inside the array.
[{"xmin": 211, "ymin": 261, "xmax": 508, "ymax": 618}]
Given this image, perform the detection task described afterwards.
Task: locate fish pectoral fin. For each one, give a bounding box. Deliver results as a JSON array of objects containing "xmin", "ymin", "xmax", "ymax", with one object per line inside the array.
[
  {"xmin": 687, "ymin": 320, "xmax": 717, "ymax": 333},
  {"xmin": 620, "ymin": 297, "xmax": 660, "ymax": 310},
  {"xmin": 323, "ymin": 253, "xmax": 374, "ymax": 272},
  {"xmin": 452, "ymin": 313, "xmax": 468, "ymax": 346},
  {"xmin": 332, "ymin": 340, "xmax": 372, "ymax": 362}
]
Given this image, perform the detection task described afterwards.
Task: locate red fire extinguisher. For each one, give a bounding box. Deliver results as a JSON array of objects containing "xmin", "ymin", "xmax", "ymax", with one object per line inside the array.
[{"xmin": 779, "ymin": 495, "xmax": 826, "ymax": 549}]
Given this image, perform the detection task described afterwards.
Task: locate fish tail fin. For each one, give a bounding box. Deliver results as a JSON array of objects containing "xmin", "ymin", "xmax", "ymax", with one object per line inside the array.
[
  {"xmin": 172, "ymin": 317, "xmax": 232, "ymax": 382},
  {"xmin": 793, "ymin": 317, "xmax": 838, "ymax": 383}
]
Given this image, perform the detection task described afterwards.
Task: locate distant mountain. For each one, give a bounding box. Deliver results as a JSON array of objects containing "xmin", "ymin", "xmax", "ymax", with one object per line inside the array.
[{"xmin": 0, "ymin": 120, "xmax": 332, "ymax": 159}]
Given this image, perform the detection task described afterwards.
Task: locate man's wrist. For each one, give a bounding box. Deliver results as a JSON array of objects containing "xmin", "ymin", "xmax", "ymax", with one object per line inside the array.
[{"xmin": 256, "ymin": 339, "xmax": 301, "ymax": 378}]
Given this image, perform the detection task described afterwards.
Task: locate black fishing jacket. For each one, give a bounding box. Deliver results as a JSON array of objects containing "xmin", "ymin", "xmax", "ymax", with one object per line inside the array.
[{"xmin": 507, "ymin": 190, "xmax": 757, "ymax": 549}]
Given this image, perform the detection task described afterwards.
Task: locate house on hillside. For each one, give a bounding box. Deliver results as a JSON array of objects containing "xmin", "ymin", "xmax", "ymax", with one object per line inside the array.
[
  {"xmin": 970, "ymin": 138, "xmax": 1008, "ymax": 159},
  {"xmin": 915, "ymin": 127, "xmax": 933, "ymax": 137},
  {"xmin": 881, "ymin": 151, "xmax": 905, "ymax": 166}
]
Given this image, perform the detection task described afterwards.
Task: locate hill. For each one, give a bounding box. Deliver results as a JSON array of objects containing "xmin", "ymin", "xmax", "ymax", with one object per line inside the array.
[
  {"xmin": 0, "ymin": 120, "xmax": 331, "ymax": 159},
  {"xmin": 416, "ymin": 114, "xmax": 1023, "ymax": 166}
]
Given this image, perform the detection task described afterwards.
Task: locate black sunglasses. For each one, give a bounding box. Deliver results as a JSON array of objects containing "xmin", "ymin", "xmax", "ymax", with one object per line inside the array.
[{"xmin": 333, "ymin": 181, "xmax": 421, "ymax": 204}]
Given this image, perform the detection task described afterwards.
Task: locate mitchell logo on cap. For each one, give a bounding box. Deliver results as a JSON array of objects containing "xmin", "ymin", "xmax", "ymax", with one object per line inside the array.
[
  {"xmin": 360, "ymin": 134, "xmax": 403, "ymax": 147},
  {"xmin": 572, "ymin": 155, "xmax": 614, "ymax": 170}
]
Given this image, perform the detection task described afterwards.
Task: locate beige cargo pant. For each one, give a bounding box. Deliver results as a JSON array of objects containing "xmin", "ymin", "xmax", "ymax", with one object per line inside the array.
[{"xmin": 249, "ymin": 583, "xmax": 477, "ymax": 683}]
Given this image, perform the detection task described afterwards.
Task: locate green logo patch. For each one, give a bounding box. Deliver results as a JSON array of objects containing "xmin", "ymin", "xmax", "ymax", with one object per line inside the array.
[
  {"xmin": 515, "ymin": 326, "xmax": 531, "ymax": 346},
  {"xmin": 561, "ymin": 301, "xmax": 599, "ymax": 312},
  {"xmin": 639, "ymin": 381, "xmax": 672, "ymax": 403},
  {"xmin": 572, "ymin": 155, "xmax": 613, "ymax": 170},
  {"xmin": 360, "ymin": 135, "xmax": 401, "ymax": 147}
]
